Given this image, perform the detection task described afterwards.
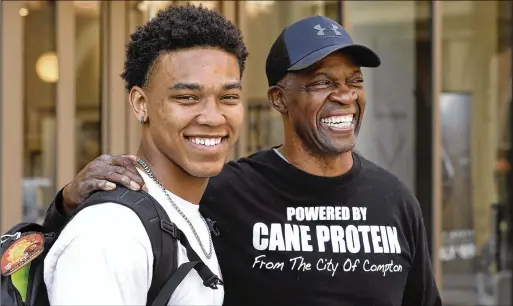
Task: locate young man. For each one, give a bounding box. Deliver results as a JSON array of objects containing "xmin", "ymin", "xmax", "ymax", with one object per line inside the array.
[
  {"xmin": 43, "ymin": 16, "xmax": 441, "ymax": 306},
  {"xmin": 42, "ymin": 5, "xmax": 247, "ymax": 305}
]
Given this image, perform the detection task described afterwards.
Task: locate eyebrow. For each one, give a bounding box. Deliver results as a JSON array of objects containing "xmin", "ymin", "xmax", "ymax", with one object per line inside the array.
[
  {"xmin": 170, "ymin": 82, "xmax": 202, "ymax": 91},
  {"xmin": 224, "ymin": 82, "xmax": 242, "ymax": 90},
  {"xmin": 311, "ymin": 69, "xmax": 362, "ymax": 79},
  {"xmin": 169, "ymin": 82, "xmax": 242, "ymax": 91},
  {"xmin": 311, "ymin": 72, "xmax": 336, "ymax": 79}
]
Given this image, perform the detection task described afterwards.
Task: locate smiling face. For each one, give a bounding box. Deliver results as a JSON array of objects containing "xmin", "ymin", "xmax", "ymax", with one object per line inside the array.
[
  {"xmin": 131, "ymin": 47, "xmax": 244, "ymax": 177},
  {"xmin": 275, "ymin": 51, "xmax": 365, "ymax": 156}
]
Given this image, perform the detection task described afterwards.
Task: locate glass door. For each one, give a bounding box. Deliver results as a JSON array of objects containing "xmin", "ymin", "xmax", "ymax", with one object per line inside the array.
[{"xmin": 440, "ymin": 1, "xmax": 512, "ymax": 305}]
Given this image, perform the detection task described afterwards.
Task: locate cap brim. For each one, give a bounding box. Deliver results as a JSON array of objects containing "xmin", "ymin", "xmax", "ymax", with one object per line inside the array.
[{"xmin": 288, "ymin": 44, "xmax": 381, "ymax": 71}]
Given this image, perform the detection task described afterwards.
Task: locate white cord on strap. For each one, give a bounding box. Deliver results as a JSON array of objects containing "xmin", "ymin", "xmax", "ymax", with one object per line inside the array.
[{"xmin": 0, "ymin": 232, "xmax": 21, "ymax": 245}]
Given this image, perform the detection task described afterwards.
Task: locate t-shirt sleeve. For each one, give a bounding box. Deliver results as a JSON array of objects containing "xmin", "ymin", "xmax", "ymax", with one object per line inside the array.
[
  {"xmin": 42, "ymin": 187, "xmax": 72, "ymax": 233},
  {"xmin": 44, "ymin": 203, "xmax": 153, "ymax": 305},
  {"xmin": 401, "ymin": 196, "xmax": 442, "ymax": 306}
]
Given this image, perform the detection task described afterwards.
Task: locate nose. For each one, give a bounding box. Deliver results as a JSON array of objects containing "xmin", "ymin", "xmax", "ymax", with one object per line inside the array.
[
  {"xmin": 329, "ymin": 90, "xmax": 357, "ymax": 105},
  {"xmin": 196, "ymin": 99, "xmax": 226, "ymax": 126}
]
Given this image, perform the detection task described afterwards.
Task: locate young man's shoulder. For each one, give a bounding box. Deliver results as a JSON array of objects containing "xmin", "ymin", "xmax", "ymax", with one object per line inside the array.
[
  {"xmin": 43, "ymin": 203, "xmax": 153, "ymax": 305},
  {"xmin": 59, "ymin": 202, "xmax": 150, "ymax": 238},
  {"xmin": 45, "ymin": 203, "xmax": 153, "ymax": 270}
]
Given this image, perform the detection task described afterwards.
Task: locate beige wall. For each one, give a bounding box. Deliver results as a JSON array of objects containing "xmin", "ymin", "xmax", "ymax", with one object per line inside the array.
[
  {"xmin": 1, "ymin": 1, "xmax": 24, "ymax": 233},
  {"xmin": 0, "ymin": 1, "xmax": 129, "ymax": 230}
]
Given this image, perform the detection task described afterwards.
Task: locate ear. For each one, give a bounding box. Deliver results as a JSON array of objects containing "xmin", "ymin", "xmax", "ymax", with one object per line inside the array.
[
  {"xmin": 267, "ymin": 86, "xmax": 288, "ymax": 114},
  {"xmin": 128, "ymin": 86, "xmax": 149, "ymax": 123}
]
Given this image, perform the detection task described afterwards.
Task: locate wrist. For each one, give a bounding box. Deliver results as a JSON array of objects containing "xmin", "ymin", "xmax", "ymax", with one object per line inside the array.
[{"xmin": 62, "ymin": 184, "xmax": 78, "ymax": 215}]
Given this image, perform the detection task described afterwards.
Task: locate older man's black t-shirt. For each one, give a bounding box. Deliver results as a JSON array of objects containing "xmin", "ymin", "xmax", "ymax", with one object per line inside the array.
[
  {"xmin": 43, "ymin": 148, "xmax": 441, "ymax": 306},
  {"xmin": 200, "ymin": 148, "xmax": 440, "ymax": 306}
]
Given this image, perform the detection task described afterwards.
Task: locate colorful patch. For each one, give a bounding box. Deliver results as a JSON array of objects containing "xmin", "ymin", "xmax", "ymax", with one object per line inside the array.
[{"xmin": 1, "ymin": 232, "xmax": 44, "ymax": 276}]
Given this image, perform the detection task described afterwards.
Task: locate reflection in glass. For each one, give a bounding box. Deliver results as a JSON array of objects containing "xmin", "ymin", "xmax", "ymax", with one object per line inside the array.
[
  {"xmin": 345, "ymin": 1, "xmax": 431, "ymax": 193},
  {"xmin": 75, "ymin": 1, "xmax": 101, "ymax": 172},
  {"xmin": 441, "ymin": 1, "xmax": 512, "ymax": 305},
  {"xmin": 22, "ymin": 1, "xmax": 57, "ymax": 224},
  {"xmin": 242, "ymin": 1, "xmax": 338, "ymax": 154}
]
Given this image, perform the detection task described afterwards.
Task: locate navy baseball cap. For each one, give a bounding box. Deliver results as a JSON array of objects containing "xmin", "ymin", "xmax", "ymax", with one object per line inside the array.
[{"xmin": 266, "ymin": 16, "xmax": 381, "ymax": 86}]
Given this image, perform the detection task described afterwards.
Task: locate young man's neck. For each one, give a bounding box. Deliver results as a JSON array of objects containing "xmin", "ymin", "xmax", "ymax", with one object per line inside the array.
[
  {"xmin": 278, "ymin": 138, "xmax": 354, "ymax": 178},
  {"xmin": 136, "ymin": 143, "xmax": 208, "ymax": 205}
]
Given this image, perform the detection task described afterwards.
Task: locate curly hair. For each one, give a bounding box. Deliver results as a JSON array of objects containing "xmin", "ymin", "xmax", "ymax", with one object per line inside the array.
[{"xmin": 120, "ymin": 4, "xmax": 249, "ymax": 92}]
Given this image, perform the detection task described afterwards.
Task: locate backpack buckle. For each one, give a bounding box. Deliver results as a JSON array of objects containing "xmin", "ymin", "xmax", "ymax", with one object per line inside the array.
[
  {"xmin": 203, "ymin": 275, "xmax": 224, "ymax": 289},
  {"xmin": 160, "ymin": 220, "xmax": 179, "ymax": 239},
  {"xmin": 206, "ymin": 218, "xmax": 220, "ymax": 236}
]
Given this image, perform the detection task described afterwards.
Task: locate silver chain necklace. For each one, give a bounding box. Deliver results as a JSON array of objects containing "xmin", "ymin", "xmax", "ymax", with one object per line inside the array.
[{"xmin": 136, "ymin": 157, "xmax": 213, "ymax": 259}]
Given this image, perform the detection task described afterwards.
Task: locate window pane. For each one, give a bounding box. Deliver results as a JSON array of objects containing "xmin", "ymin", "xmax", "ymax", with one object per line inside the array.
[
  {"xmin": 22, "ymin": 0, "xmax": 57, "ymax": 223},
  {"xmin": 345, "ymin": 1, "xmax": 432, "ymax": 193},
  {"xmin": 75, "ymin": 1, "xmax": 101, "ymax": 172},
  {"xmin": 440, "ymin": 1, "xmax": 512, "ymax": 305},
  {"xmin": 189, "ymin": 1, "xmax": 219, "ymax": 12},
  {"xmin": 241, "ymin": 1, "xmax": 339, "ymax": 154},
  {"xmin": 137, "ymin": 1, "xmax": 220, "ymax": 21}
]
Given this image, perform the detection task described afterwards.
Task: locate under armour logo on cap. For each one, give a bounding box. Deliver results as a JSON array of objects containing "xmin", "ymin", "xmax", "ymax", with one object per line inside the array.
[
  {"xmin": 265, "ymin": 15, "xmax": 381, "ymax": 86},
  {"xmin": 313, "ymin": 24, "xmax": 342, "ymax": 36}
]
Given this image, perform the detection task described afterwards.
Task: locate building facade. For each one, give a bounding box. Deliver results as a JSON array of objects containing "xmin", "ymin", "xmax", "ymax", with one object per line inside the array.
[{"xmin": 1, "ymin": 1, "xmax": 512, "ymax": 305}]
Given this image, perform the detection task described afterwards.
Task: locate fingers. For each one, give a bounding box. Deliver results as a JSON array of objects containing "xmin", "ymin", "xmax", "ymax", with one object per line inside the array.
[
  {"xmin": 104, "ymin": 155, "xmax": 145, "ymax": 187},
  {"xmin": 104, "ymin": 170, "xmax": 142, "ymax": 191},
  {"xmin": 66, "ymin": 155, "xmax": 146, "ymax": 206},
  {"xmin": 75, "ymin": 177, "xmax": 138, "ymax": 206},
  {"xmin": 121, "ymin": 154, "xmax": 137, "ymax": 163},
  {"xmin": 96, "ymin": 180, "xmax": 117, "ymax": 191},
  {"xmin": 75, "ymin": 179, "xmax": 112, "ymax": 204},
  {"xmin": 78, "ymin": 154, "xmax": 147, "ymax": 196}
]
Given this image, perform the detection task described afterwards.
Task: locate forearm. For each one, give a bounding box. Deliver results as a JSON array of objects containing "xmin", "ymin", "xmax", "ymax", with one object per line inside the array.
[{"xmin": 42, "ymin": 187, "xmax": 73, "ymax": 233}]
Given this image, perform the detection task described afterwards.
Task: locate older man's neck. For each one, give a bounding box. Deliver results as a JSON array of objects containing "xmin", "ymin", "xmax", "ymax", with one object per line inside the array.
[{"xmin": 279, "ymin": 140, "xmax": 354, "ymax": 178}]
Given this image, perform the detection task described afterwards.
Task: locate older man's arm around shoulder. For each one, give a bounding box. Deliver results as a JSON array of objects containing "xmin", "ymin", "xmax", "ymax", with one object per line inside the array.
[
  {"xmin": 43, "ymin": 202, "xmax": 153, "ymax": 305},
  {"xmin": 401, "ymin": 195, "xmax": 442, "ymax": 306}
]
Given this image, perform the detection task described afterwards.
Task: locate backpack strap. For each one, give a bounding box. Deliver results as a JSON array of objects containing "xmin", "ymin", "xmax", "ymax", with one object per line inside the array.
[
  {"xmin": 151, "ymin": 261, "xmax": 204, "ymax": 305},
  {"xmin": 151, "ymin": 228, "xmax": 224, "ymax": 306},
  {"xmin": 70, "ymin": 187, "xmax": 177, "ymax": 306},
  {"xmin": 176, "ymin": 229, "xmax": 223, "ymax": 290}
]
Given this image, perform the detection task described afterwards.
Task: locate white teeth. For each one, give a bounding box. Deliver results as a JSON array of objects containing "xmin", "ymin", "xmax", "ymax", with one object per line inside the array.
[
  {"xmin": 320, "ymin": 115, "xmax": 354, "ymax": 129},
  {"xmin": 323, "ymin": 122, "xmax": 352, "ymax": 129},
  {"xmin": 188, "ymin": 137, "xmax": 222, "ymax": 146},
  {"xmin": 320, "ymin": 115, "xmax": 353, "ymax": 124}
]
